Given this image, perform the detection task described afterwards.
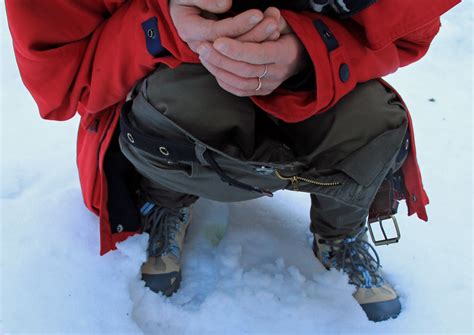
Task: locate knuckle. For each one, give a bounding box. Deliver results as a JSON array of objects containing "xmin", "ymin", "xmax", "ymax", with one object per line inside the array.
[{"xmin": 178, "ymin": 28, "xmax": 193, "ymax": 42}]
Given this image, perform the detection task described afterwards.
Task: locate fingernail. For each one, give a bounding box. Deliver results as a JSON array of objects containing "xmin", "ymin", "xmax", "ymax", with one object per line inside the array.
[
  {"xmin": 250, "ymin": 15, "xmax": 262, "ymax": 25},
  {"xmin": 197, "ymin": 45, "xmax": 209, "ymax": 57},
  {"xmin": 266, "ymin": 24, "xmax": 277, "ymax": 34},
  {"xmin": 215, "ymin": 43, "xmax": 227, "ymax": 53}
]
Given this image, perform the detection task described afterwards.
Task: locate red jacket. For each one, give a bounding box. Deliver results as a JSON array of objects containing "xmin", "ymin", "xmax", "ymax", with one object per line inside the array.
[{"xmin": 6, "ymin": 0, "xmax": 459, "ymax": 254}]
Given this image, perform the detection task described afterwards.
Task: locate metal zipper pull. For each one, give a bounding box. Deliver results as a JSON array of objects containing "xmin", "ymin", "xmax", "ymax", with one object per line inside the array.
[
  {"xmin": 274, "ymin": 170, "xmax": 299, "ymax": 190},
  {"xmin": 275, "ymin": 170, "xmax": 342, "ymax": 188},
  {"xmin": 290, "ymin": 176, "xmax": 299, "ymax": 190}
]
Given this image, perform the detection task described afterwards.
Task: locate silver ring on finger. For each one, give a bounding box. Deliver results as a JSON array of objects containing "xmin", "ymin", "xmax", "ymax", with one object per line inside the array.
[
  {"xmin": 258, "ymin": 64, "xmax": 268, "ymax": 79},
  {"xmin": 255, "ymin": 77, "xmax": 262, "ymax": 91}
]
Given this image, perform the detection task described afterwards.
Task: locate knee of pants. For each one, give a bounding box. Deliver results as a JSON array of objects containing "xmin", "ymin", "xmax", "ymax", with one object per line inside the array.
[
  {"xmin": 283, "ymin": 80, "xmax": 408, "ymax": 166},
  {"xmin": 334, "ymin": 80, "xmax": 408, "ymax": 135},
  {"xmin": 143, "ymin": 63, "xmax": 256, "ymax": 146}
]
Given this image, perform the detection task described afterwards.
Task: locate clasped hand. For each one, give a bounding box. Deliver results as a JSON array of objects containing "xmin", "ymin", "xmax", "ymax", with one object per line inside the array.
[{"xmin": 170, "ymin": 0, "xmax": 306, "ymax": 96}]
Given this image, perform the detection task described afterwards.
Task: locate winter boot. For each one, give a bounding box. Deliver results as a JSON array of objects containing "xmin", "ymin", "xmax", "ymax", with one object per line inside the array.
[
  {"xmin": 313, "ymin": 227, "xmax": 401, "ymax": 322},
  {"xmin": 140, "ymin": 202, "xmax": 191, "ymax": 296}
]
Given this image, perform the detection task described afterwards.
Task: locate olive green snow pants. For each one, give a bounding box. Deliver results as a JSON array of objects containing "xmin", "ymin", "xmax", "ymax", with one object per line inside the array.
[{"xmin": 119, "ymin": 64, "xmax": 407, "ymax": 238}]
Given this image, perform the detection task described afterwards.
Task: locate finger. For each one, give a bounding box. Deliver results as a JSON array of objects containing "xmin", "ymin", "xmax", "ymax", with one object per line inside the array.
[
  {"xmin": 262, "ymin": 7, "xmax": 291, "ymax": 34},
  {"xmin": 200, "ymin": 56, "xmax": 251, "ymax": 90},
  {"xmin": 237, "ymin": 7, "xmax": 281, "ymax": 42},
  {"xmin": 237, "ymin": 17, "xmax": 278, "ymax": 43},
  {"xmin": 173, "ymin": 0, "xmax": 232, "ymax": 13},
  {"xmin": 212, "ymin": 10, "xmax": 265, "ymax": 40},
  {"xmin": 216, "ymin": 78, "xmax": 250, "ymax": 97},
  {"xmin": 200, "ymin": 56, "xmax": 276, "ymax": 92},
  {"xmin": 264, "ymin": 7, "xmax": 281, "ymax": 21},
  {"xmin": 185, "ymin": 10, "xmax": 263, "ymax": 42},
  {"xmin": 264, "ymin": 7, "xmax": 286, "ymax": 37},
  {"xmin": 215, "ymin": 77, "xmax": 274, "ymax": 97},
  {"xmin": 197, "ymin": 42, "xmax": 271, "ymax": 78},
  {"xmin": 268, "ymin": 31, "xmax": 280, "ymax": 41},
  {"xmin": 214, "ymin": 37, "xmax": 281, "ymax": 64}
]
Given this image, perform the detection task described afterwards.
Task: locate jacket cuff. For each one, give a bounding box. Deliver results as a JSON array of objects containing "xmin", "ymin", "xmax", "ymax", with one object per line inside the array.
[{"xmin": 279, "ymin": 51, "xmax": 316, "ymax": 91}]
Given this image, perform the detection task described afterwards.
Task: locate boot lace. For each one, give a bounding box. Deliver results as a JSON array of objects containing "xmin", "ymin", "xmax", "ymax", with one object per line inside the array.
[
  {"xmin": 323, "ymin": 228, "xmax": 384, "ymax": 288},
  {"xmin": 142, "ymin": 203, "xmax": 190, "ymax": 260}
]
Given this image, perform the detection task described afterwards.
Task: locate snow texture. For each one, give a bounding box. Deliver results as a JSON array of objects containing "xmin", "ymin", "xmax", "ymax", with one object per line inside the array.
[{"xmin": 1, "ymin": 2, "xmax": 472, "ymax": 334}]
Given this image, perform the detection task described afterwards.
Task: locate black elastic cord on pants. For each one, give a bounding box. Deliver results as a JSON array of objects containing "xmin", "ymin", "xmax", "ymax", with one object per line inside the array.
[
  {"xmin": 120, "ymin": 101, "xmax": 273, "ymax": 198},
  {"xmin": 202, "ymin": 150, "xmax": 274, "ymax": 198}
]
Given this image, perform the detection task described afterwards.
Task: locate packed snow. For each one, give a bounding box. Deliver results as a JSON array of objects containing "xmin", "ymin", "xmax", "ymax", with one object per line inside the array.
[{"xmin": 1, "ymin": 2, "xmax": 472, "ymax": 334}]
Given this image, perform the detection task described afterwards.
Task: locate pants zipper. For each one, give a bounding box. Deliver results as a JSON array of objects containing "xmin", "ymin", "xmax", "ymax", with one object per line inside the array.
[{"xmin": 274, "ymin": 170, "xmax": 342, "ymax": 190}]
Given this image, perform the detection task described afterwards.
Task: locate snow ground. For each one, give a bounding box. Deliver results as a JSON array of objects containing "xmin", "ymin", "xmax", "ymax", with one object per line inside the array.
[{"xmin": 1, "ymin": 2, "xmax": 472, "ymax": 334}]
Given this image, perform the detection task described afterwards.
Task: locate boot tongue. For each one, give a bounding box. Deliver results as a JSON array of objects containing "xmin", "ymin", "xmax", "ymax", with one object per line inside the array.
[{"xmin": 316, "ymin": 229, "xmax": 384, "ymax": 288}]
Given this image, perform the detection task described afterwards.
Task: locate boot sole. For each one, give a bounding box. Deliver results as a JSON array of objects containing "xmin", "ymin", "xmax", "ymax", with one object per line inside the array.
[
  {"xmin": 142, "ymin": 270, "xmax": 182, "ymax": 297},
  {"xmin": 361, "ymin": 298, "xmax": 401, "ymax": 322},
  {"xmin": 162, "ymin": 270, "xmax": 182, "ymax": 297}
]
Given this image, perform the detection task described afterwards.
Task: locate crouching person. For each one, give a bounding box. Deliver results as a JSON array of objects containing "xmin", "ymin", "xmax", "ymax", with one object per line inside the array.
[{"xmin": 6, "ymin": 0, "xmax": 459, "ymax": 323}]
